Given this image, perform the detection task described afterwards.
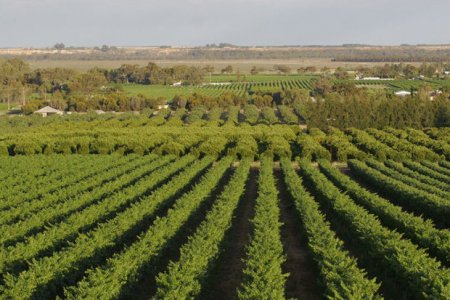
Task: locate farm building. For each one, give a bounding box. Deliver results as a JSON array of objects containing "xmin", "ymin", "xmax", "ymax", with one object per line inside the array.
[
  {"xmin": 394, "ymin": 90, "xmax": 411, "ymax": 97},
  {"xmin": 34, "ymin": 106, "xmax": 64, "ymax": 117}
]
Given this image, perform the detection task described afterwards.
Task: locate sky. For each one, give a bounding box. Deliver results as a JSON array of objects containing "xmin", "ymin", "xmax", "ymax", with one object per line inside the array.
[{"xmin": 0, "ymin": 0, "xmax": 449, "ymax": 47}]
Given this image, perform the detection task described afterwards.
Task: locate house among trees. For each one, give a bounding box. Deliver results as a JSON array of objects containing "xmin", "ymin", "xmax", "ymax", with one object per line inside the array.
[{"xmin": 34, "ymin": 106, "xmax": 64, "ymax": 117}]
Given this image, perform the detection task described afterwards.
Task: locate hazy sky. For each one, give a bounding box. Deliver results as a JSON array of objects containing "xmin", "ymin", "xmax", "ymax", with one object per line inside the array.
[{"xmin": 1, "ymin": 0, "xmax": 449, "ymax": 47}]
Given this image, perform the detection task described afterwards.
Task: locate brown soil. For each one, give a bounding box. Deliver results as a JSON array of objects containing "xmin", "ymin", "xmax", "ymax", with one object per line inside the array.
[{"xmin": 274, "ymin": 168, "xmax": 322, "ymax": 300}]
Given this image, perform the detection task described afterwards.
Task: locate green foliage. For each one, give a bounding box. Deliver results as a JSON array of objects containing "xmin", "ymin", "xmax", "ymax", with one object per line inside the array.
[
  {"xmin": 260, "ymin": 107, "xmax": 279, "ymax": 124},
  {"xmin": 3, "ymin": 156, "xmax": 212, "ymax": 299},
  {"xmin": 185, "ymin": 106, "xmax": 206, "ymax": 124},
  {"xmin": 227, "ymin": 135, "xmax": 258, "ymax": 159},
  {"xmin": 66, "ymin": 156, "xmax": 233, "ymax": 299},
  {"xmin": 0, "ymin": 155, "xmax": 182, "ymax": 279},
  {"xmin": 191, "ymin": 136, "xmax": 228, "ymax": 157},
  {"xmin": 281, "ymin": 158, "xmax": 381, "ymax": 299},
  {"xmin": 403, "ymin": 160, "xmax": 450, "ymax": 185},
  {"xmin": 13, "ymin": 141, "xmax": 42, "ymax": 155},
  {"xmin": 277, "ymin": 105, "xmax": 298, "ymax": 124},
  {"xmin": 348, "ymin": 159, "xmax": 450, "ymax": 227},
  {"xmin": 243, "ymin": 104, "xmax": 259, "ymax": 125},
  {"xmin": 366, "ymin": 128, "xmax": 441, "ymax": 161},
  {"xmin": 296, "ymin": 134, "xmax": 331, "ymax": 161},
  {"xmin": 322, "ymin": 127, "xmax": 367, "ymax": 161},
  {"xmin": 263, "ymin": 135, "xmax": 292, "ymax": 159},
  {"xmin": 364, "ymin": 159, "xmax": 449, "ymax": 198},
  {"xmin": 301, "ymin": 162, "xmax": 450, "ymax": 299},
  {"xmin": 346, "ymin": 128, "xmax": 404, "ymax": 161},
  {"xmin": 319, "ymin": 160, "xmax": 450, "ymax": 264},
  {"xmin": 156, "ymin": 158, "xmax": 252, "ymax": 299},
  {"xmin": 238, "ymin": 156, "xmax": 287, "ymax": 300}
]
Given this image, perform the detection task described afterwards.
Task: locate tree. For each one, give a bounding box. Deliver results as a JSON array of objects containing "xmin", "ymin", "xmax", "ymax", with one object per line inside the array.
[
  {"xmin": 54, "ymin": 43, "xmax": 65, "ymax": 50},
  {"xmin": 281, "ymin": 88, "xmax": 310, "ymax": 105},
  {"xmin": 172, "ymin": 95, "xmax": 188, "ymax": 109},
  {"xmin": 252, "ymin": 94, "xmax": 273, "ymax": 108},
  {"xmin": 203, "ymin": 65, "xmax": 214, "ymax": 74},
  {"xmin": 68, "ymin": 69, "xmax": 107, "ymax": 96},
  {"xmin": 312, "ymin": 77, "xmax": 333, "ymax": 97},
  {"xmin": 203, "ymin": 65, "xmax": 214, "ymax": 83},
  {"xmin": 221, "ymin": 65, "xmax": 233, "ymax": 74},
  {"xmin": 243, "ymin": 104, "xmax": 259, "ymax": 124},
  {"xmin": 250, "ymin": 66, "xmax": 259, "ymax": 75},
  {"xmin": 334, "ymin": 67, "xmax": 350, "ymax": 80},
  {"xmin": 305, "ymin": 66, "xmax": 317, "ymax": 73},
  {"xmin": 236, "ymin": 69, "xmax": 245, "ymax": 82},
  {"xmin": 274, "ymin": 65, "xmax": 291, "ymax": 75},
  {"xmin": 21, "ymin": 100, "xmax": 43, "ymax": 115}
]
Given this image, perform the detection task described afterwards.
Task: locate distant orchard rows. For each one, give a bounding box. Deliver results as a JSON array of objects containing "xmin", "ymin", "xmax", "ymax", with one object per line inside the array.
[{"xmin": 0, "ymin": 122, "xmax": 449, "ymax": 161}]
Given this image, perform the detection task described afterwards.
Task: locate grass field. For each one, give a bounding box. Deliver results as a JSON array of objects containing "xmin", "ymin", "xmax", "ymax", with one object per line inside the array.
[
  {"xmin": 118, "ymin": 74, "xmax": 317, "ymax": 99},
  {"xmin": 118, "ymin": 76, "xmax": 450, "ymax": 100}
]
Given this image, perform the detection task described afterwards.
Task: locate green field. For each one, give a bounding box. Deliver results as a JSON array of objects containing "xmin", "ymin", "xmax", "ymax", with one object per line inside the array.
[
  {"xmin": 118, "ymin": 74, "xmax": 317, "ymax": 99},
  {"xmin": 118, "ymin": 75, "xmax": 450, "ymax": 100}
]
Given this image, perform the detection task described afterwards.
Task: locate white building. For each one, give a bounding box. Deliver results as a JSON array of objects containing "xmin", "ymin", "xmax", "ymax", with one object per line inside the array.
[
  {"xmin": 355, "ymin": 76, "xmax": 394, "ymax": 81},
  {"xmin": 394, "ymin": 90, "xmax": 411, "ymax": 97},
  {"xmin": 34, "ymin": 106, "xmax": 64, "ymax": 117}
]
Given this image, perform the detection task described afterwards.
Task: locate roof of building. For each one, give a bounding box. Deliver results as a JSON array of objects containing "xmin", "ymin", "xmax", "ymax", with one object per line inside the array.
[
  {"xmin": 395, "ymin": 90, "xmax": 411, "ymax": 95},
  {"xmin": 35, "ymin": 106, "xmax": 63, "ymax": 113}
]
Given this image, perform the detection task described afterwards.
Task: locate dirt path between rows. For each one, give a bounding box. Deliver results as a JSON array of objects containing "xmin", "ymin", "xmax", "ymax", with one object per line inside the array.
[
  {"xmin": 203, "ymin": 167, "xmax": 258, "ymax": 300},
  {"xmin": 275, "ymin": 168, "xmax": 322, "ymax": 300}
]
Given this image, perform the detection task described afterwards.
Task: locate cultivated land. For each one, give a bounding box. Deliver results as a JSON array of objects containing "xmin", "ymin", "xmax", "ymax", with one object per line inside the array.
[
  {"xmin": 0, "ymin": 122, "xmax": 449, "ymax": 299},
  {"xmin": 116, "ymin": 74, "xmax": 450, "ymax": 99},
  {"xmin": 1, "ymin": 46, "xmax": 450, "ymax": 299}
]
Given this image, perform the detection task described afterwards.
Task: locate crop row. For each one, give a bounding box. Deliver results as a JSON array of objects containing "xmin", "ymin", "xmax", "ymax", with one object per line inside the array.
[
  {"xmin": 348, "ymin": 160, "xmax": 450, "ymax": 228},
  {"xmin": 280, "ymin": 158, "xmax": 381, "ymax": 299},
  {"xmin": 66, "ymin": 156, "xmax": 235, "ymax": 299},
  {"xmin": 319, "ymin": 160, "xmax": 450, "ymax": 264},
  {"xmin": 238, "ymin": 156, "xmax": 287, "ymax": 299},
  {"xmin": 155, "ymin": 158, "xmax": 251, "ymax": 299},
  {"xmin": 300, "ymin": 162, "xmax": 450, "ymax": 299}
]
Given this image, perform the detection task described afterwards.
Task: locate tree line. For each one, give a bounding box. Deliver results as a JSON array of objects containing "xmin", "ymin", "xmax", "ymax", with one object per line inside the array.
[{"xmin": 0, "ymin": 58, "xmax": 449, "ymax": 129}]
